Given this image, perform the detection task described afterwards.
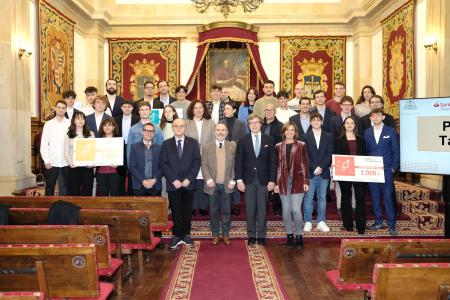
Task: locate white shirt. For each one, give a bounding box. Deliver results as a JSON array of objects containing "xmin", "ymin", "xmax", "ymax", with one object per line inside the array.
[
  {"xmin": 107, "ymin": 94, "xmax": 116, "ymax": 111},
  {"xmin": 94, "ymin": 112, "xmax": 105, "ymax": 131},
  {"xmin": 276, "ymin": 107, "xmax": 297, "ymax": 123},
  {"xmin": 66, "ymin": 107, "xmax": 74, "ymax": 120},
  {"xmin": 175, "ymin": 136, "xmax": 185, "ymax": 151},
  {"xmin": 252, "ymin": 132, "xmax": 262, "ymax": 153},
  {"xmin": 159, "ymin": 94, "xmax": 170, "ymax": 106},
  {"xmin": 374, "ymin": 124, "xmax": 383, "ymax": 144},
  {"xmin": 288, "ymin": 98, "xmax": 301, "ymax": 111},
  {"xmin": 211, "ymin": 101, "xmax": 220, "ymax": 124},
  {"xmin": 40, "ymin": 117, "xmax": 70, "ymax": 167},
  {"xmin": 313, "ymin": 129, "xmax": 321, "ymax": 149},
  {"xmin": 195, "ymin": 119, "xmax": 203, "ymax": 143},
  {"xmin": 122, "ymin": 114, "xmax": 132, "ymax": 144}
]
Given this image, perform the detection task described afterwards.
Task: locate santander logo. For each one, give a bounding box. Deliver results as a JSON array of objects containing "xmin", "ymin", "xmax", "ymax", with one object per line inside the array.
[
  {"xmin": 433, "ymin": 101, "xmax": 450, "ymax": 110},
  {"xmin": 433, "ymin": 102, "xmax": 440, "ymax": 107}
]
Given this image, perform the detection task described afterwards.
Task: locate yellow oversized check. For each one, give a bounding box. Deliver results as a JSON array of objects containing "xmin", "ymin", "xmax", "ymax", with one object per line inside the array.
[
  {"xmin": 332, "ymin": 155, "xmax": 385, "ymax": 183},
  {"xmin": 73, "ymin": 137, "xmax": 123, "ymax": 167}
]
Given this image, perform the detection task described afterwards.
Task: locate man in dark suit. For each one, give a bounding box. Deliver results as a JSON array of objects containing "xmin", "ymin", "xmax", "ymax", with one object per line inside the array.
[
  {"xmin": 236, "ymin": 113, "xmax": 276, "ymax": 246},
  {"xmin": 289, "ymin": 96, "xmax": 312, "ymax": 142},
  {"xmin": 105, "ymin": 79, "xmax": 124, "ymax": 118},
  {"xmin": 303, "ymin": 112, "xmax": 334, "ymax": 233},
  {"xmin": 311, "ymin": 90, "xmax": 336, "ymax": 134},
  {"xmin": 128, "ymin": 123, "xmax": 162, "ymax": 196},
  {"xmin": 86, "ymin": 95, "xmax": 111, "ymax": 137},
  {"xmin": 133, "ymin": 81, "xmax": 164, "ymax": 116},
  {"xmin": 155, "ymin": 80, "xmax": 176, "ymax": 106},
  {"xmin": 160, "ymin": 118, "xmax": 201, "ymax": 249},
  {"xmin": 115, "ymin": 100, "xmax": 139, "ymax": 195},
  {"xmin": 329, "ymin": 96, "xmax": 363, "ymax": 138},
  {"xmin": 364, "ymin": 108, "xmax": 400, "ymax": 236},
  {"xmin": 63, "ymin": 90, "xmax": 80, "ymax": 120},
  {"xmin": 361, "ymin": 95, "xmax": 396, "ymax": 131}
]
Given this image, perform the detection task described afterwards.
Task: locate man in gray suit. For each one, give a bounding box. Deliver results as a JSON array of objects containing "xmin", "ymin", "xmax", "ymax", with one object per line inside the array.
[{"xmin": 201, "ymin": 123, "xmax": 236, "ymax": 245}]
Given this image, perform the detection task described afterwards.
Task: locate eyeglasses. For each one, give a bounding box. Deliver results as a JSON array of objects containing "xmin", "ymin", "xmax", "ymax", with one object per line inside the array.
[
  {"xmin": 248, "ymin": 121, "xmax": 261, "ymax": 125},
  {"xmin": 143, "ymin": 129, "xmax": 155, "ymax": 133}
]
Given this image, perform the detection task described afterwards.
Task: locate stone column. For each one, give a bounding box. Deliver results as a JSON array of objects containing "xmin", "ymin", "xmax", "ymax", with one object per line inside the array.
[
  {"xmin": 0, "ymin": 0, "xmax": 36, "ymax": 194},
  {"xmin": 352, "ymin": 33, "xmax": 372, "ymax": 98},
  {"xmin": 85, "ymin": 26, "xmax": 106, "ymax": 93}
]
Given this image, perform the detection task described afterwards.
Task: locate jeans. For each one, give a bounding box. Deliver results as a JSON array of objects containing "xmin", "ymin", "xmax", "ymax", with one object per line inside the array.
[
  {"xmin": 209, "ymin": 184, "xmax": 231, "ymax": 237},
  {"xmin": 303, "ymin": 175, "xmax": 329, "ymax": 223},
  {"xmin": 279, "ymin": 176, "xmax": 304, "ymax": 235}
]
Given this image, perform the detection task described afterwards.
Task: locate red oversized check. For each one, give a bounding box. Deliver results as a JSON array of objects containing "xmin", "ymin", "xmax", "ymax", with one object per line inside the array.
[{"xmin": 332, "ymin": 155, "xmax": 385, "ymax": 183}]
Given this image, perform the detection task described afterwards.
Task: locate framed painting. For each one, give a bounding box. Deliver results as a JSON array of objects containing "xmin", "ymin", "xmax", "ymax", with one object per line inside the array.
[{"xmin": 206, "ymin": 49, "xmax": 250, "ymax": 102}]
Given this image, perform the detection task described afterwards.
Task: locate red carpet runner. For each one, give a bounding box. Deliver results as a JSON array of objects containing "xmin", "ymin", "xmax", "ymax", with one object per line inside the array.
[{"xmin": 161, "ymin": 241, "xmax": 287, "ymax": 300}]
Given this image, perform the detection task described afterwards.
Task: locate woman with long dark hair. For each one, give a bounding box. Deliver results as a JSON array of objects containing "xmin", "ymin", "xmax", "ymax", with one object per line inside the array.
[
  {"xmin": 355, "ymin": 85, "xmax": 375, "ymax": 117},
  {"xmin": 274, "ymin": 122, "xmax": 309, "ymax": 249},
  {"xmin": 335, "ymin": 116, "xmax": 367, "ymax": 234},
  {"xmin": 160, "ymin": 105, "xmax": 179, "ymax": 140},
  {"xmin": 238, "ymin": 87, "xmax": 259, "ymax": 123},
  {"xmin": 96, "ymin": 118, "xmax": 121, "ymax": 196},
  {"xmin": 64, "ymin": 111, "xmax": 95, "ymax": 196}
]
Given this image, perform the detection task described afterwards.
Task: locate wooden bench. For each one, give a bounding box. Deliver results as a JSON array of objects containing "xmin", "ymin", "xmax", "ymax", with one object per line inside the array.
[
  {"xmin": 438, "ymin": 284, "xmax": 450, "ymax": 300},
  {"xmin": 0, "ymin": 244, "xmax": 114, "ymax": 299},
  {"xmin": 0, "ymin": 225, "xmax": 123, "ymax": 294},
  {"xmin": 0, "ymin": 196, "xmax": 172, "ymax": 232},
  {"xmin": 7, "ymin": 208, "xmax": 161, "ymax": 272},
  {"xmin": 367, "ymin": 263, "xmax": 450, "ymax": 300},
  {"xmin": 326, "ymin": 238, "xmax": 450, "ymax": 291}
]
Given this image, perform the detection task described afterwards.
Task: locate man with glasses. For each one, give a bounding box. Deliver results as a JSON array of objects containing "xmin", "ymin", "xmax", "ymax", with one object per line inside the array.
[
  {"xmin": 128, "ymin": 123, "xmax": 162, "ymax": 196},
  {"xmin": 329, "ymin": 96, "xmax": 363, "ymax": 139},
  {"xmin": 133, "ymin": 81, "xmax": 164, "ymax": 116},
  {"xmin": 236, "ymin": 113, "xmax": 276, "ymax": 246},
  {"xmin": 361, "ymin": 95, "xmax": 396, "ymax": 131}
]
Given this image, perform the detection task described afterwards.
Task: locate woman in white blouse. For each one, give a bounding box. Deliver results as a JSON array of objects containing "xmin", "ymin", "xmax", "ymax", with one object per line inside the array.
[
  {"xmin": 64, "ymin": 111, "xmax": 95, "ymax": 196},
  {"xmin": 185, "ymin": 100, "xmax": 215, "ymax": 216},
  {"xmin": 160, "ymin": 105, "xmax": 179, "ymax": 140}
]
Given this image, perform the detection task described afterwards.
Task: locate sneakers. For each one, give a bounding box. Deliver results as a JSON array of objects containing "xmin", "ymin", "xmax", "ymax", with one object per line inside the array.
[
  {"xmin": 317, "ymin": 221, "xmax": 330, "ymax": 232},
  {"xmin": 169, "ymin": 236, "xmax": 183, "ymax": 249},
  {"xmin": 303, "ymin": 222, "xmax": 312, "ymax": 232},
  {"xmin": 182, "ymin": 234, "xmax": 194, "ymax": 246},
  {"xmin": 369, "ymin": 223, "xmax": 386, "ymax": 230},
  {"xmin": 388, "ymin": 227, "xmax": 398, "ymax": 236}
]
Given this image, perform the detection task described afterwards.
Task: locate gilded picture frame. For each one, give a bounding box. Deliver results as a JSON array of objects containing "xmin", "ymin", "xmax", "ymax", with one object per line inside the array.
[{"xmin": 206, "ymin": 49, "xmax": 250, "ymax": 102}]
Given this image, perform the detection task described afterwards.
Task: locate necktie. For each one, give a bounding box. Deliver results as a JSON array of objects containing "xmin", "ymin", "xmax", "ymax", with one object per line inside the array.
[
  {"xmin": 219, "ymin": 142, "xmax": 223, "ymax": 148},
  {"xmin": 177, "ymin": 140, "xmax": 182, "ymax": 159},
  {"xmin": 254, "ymin": 135, "xmax": 260, "ymax": 157}
]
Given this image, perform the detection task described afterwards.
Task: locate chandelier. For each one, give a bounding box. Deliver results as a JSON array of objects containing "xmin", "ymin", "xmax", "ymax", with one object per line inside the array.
[{"xmin": 191, "ymin": 0, "xmax": 264, "ymax": 17}]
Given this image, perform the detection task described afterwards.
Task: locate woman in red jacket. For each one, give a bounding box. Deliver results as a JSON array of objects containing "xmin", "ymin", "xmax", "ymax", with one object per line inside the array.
[{"xmin": 275, "ymin": 122, "xmax": 309, "ymax": 249}]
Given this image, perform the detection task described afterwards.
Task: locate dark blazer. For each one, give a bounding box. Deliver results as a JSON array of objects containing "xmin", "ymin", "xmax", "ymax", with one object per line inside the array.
[
  {"xmin": 219, "ymin": 118, "xmax": 247, "ymax": 143},
  {"xmin": 114, "ymin": 114, "xmax": 139, "ymax": 137},
  {"xmin": 364, "ymin": 125, "xmax": 400, "ymax": 172},
  {"xmin": 160, "ymin": 136, "xmax": 201, "ymax": 191},
  {"xmin": 235, "ymin": 133, "xmax": 277, "ymax": 185},
  {"xmin": 289, "ymin": 114, "xmax": 311, "ymax": 142},
  {"xmin": 154, "ymin": 95, "xmax": 176, "ymax": 106},
  {"xmin": 133, "ymin": 98, "xmax": 165, "ymax": 116},
  {"xmin": 335, "ymin": 134, "xmax": 367, "ymax": 156},
  {"xmin": 262, "ymin": 117, "xmax": 283, "ymax": 145},
  {"xmin": 304, "ymin": 129, "xmax": 334, "ymax": 179},
  {"xmin": 107, "ymin": 95, "xmax": 124, "ymax": 118},
  {"xmin": 86, "ymin": 113, "xmax": 111, "ymax": 137},
  {"xmin": 64, "ymin": 107, "xmax": 80, "ymax": 120},
  {"xmin": 128, "ymin": 141, "xmax": 162, "ymax": 191},
  {"xmin": 330, "ymin": 114, "xmax": 363, "ymax": 139},
  {"xmin": 310, "ymin": 107, "xmax": 337, "ymax": 134},
  {"xmin": 361, "ymin": 113, "xmax": 396, "ymax": 132}
]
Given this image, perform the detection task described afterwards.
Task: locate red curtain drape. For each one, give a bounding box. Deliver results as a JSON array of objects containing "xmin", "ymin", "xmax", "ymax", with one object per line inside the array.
[{"xmin": 186, "ymin": 26, "xmax": 268, "ymax": 101}]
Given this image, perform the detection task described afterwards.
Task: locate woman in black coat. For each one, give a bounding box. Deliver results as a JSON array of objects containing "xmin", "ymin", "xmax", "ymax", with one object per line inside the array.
[{"xmin": 335, "ymin": 116, "xmax": 367, "ymax": 234}]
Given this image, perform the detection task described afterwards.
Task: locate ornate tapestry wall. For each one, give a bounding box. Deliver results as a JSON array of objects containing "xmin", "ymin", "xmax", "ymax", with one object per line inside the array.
[
  {"xmin": 280, "ymin": 36, "xmax": 346, "ymax": 100},
  {"xmin": 38, "ymin": 0, "xmax": 74, "ymax": 121},
  {"xmin": 109, "ymin": 38, "xmax": 180, "ymax": 100},
  {"xmin": 186, "ymin": 24, "xmax": 269, "ymax": 102},
  {"xmin": 382, "ymin": 0, "xmax": 415, "ymax": 120}
]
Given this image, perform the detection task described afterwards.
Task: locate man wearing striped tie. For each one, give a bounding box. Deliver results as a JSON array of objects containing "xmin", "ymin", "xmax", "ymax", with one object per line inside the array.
[{"xmin": 235, "ymin": 114, "xmax": 277, "ymax": 246}]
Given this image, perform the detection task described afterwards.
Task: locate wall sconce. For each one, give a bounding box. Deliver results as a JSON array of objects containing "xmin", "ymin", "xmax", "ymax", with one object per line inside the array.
[
  {"xmin": 18, "ymin": 48, "xmax": 32, "ymax": 59},
  {"xmin": 424, "ymin": 36, "xmax": 438, "ymax": 52}
]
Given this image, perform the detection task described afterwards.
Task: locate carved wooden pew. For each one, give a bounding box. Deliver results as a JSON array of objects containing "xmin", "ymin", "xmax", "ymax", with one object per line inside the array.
[
  {"xmin": 367, "ymin": 263, "xmax": 450, "ymax": 300},
  {"xmin": 0, "ymin": 196, "xmax": 172, "ymax": 232},
  {"xmin": 0, "ymin": 244, "xmax": 114, "ymax": 299},
  {"xmin": 326, "ymin": 238, "xmax": 450, "ymax": 291},
  {"xmin": 0, "ymin": 225, "xmax": 123, "ymax": 294},
  {"xmin": 7, "ymin": 208, "xmax": 161, "ymax": 272}
]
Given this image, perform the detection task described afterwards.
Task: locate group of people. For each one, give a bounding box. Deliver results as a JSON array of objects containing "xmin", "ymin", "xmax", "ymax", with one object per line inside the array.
[{"xmin": 40, "ymin": 78, "xmax": 400, "ymax": 251}]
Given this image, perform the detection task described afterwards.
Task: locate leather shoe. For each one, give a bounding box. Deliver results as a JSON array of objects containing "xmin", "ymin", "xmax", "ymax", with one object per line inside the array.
[
  {"xmin": 247, "ymin": 238, "xmax": 256, "ymax": 245},
  {"xmin": 212, "ymin": 236, "xmax": 219, "ymax": 245},
  {"xmin": 223, "ymin": 236, "xmax": 231, "ymax": 245},
  {"xmin": 357, "ymin": 229, "xmax": 365, "ymax": 235},
  {"xmin": 257, "ymin": 238, "xmax": 266, "ymax": 246}
]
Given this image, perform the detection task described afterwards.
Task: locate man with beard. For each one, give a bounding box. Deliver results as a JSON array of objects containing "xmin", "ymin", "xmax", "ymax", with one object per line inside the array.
[{"xmin": 105, "ymin": 79, "xmax": 124, "ymax": 118}]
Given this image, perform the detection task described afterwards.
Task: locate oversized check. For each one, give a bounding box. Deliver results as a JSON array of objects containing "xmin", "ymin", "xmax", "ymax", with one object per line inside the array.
[
  {"xmin": 73, "ymin": 137, "xmax": 123, "ymax": 167},
  {"xmin": 332, "ymin": 155, "xmax": 385, "ymax": 183}
]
